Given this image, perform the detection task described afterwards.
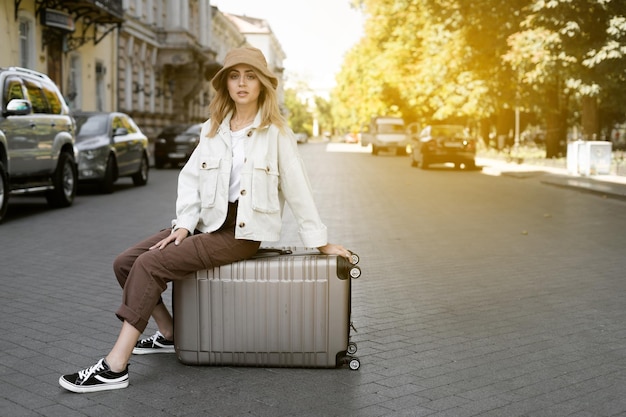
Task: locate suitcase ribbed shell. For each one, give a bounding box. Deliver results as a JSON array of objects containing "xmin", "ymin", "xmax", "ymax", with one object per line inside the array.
[{"xmin": 173, "ymin": 248, "xmax": 359, "ymax": 368}]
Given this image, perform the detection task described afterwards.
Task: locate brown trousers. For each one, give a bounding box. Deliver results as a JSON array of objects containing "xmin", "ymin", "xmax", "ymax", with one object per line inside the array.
[{"xmin": 113, "ymin": 202, "xmax": 260, "ymax": 333}]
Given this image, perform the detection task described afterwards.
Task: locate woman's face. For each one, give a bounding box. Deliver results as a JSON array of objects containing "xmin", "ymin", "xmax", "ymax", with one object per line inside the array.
[{"xmin": 226, "ymin": 64, "xmax": 261, "ymax": 107}]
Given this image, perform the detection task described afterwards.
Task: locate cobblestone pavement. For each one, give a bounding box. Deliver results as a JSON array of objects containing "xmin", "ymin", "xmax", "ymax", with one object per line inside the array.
[{"xmin": 2, "ymin": 142, "xmax": 626, "ymax": 417}]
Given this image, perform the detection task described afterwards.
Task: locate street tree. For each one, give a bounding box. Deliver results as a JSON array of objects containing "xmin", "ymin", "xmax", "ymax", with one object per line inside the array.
[
  {"xmin": 284, "ymin": 88, "xmax": 313, "ymax": 136},
  {"xmin": 504, "ymin": 0, "xmax": 626, "ymax": 155},
  {"xmin": 337, "ymin": 0, "xmax": 626, "ymax": 157}
]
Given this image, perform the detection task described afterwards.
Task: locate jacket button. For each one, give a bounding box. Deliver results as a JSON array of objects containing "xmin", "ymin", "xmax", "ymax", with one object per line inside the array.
[
  {"xmin": 238, "ymin": 222, "xmax": 246, "ymax": 228},
  {"xmin": 201, "ymin": 162, "xmax": 206, "ymax": 169},
  {"xmin": 246, "ymin": 130, "xmax": 253, "ymax": 137},
  {"xmin": 240, "ymin": 189, "xmax": 247, "ymax": 196}
]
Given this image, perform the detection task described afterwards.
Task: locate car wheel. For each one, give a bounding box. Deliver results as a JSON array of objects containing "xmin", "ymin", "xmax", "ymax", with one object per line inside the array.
[
  {"xmin": 154, "ymin": 157, "xmax": 165, "ymax": 169},
  {"xmin": 466, "ymin": 159, "xmax": 477, "ymax": 170},
  {"xmin": 46, "ymin": 151, "xmax": 77, "ymax": 208},
  {"xmin": 420, "ymin": 154, "xmax": 430, "ymax": 170},
  {"xmin": 0, "ymin": 161, "xmax": 9, "ymax": 223},
  {"xmin": 372, "ymin": 145, "xmax": 379, "ymax": 155},
  {"xmin": 100, "ymin": 155, "xmax": 116, "ymax": 194},
  {"xmin": 396, "ymin": 146, "xmax": 407, "ymax": 156},
  {"xmin": 132, "ymin": 153, "xmax": 149, "ymax": 186}
]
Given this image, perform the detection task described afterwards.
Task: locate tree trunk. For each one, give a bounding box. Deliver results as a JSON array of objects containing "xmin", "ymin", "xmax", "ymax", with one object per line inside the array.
[
  {"xmin": 582, "ymin": 96, "xmax": 599, "ymax": 140},
  {"xmin": 495, "ymin": 108, "xmax": 514, "ymax": 150},
  {"xmin": 544, "ymin": 85, "xmax": 567, "ymax": 158}
]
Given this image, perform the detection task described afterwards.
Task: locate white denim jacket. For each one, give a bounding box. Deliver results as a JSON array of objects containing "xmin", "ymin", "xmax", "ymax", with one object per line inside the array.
[{"xmin": 172, "ymin": 113, "xmax": 328, "ymax": 247}]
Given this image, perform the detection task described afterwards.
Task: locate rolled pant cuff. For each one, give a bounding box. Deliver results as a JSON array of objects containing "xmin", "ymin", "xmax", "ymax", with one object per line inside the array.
[{"xmin": 116, "ymin": 304, "xmax": 149, "ymax": 333}]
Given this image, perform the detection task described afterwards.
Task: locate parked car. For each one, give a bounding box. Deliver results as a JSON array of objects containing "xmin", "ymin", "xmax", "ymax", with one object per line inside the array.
[
  {"xmin": 73, "ymin": 111, "xmax": 149, "ymax": 193},
  {"xmin": 154, "ymin": 123, "xmax": 202, "ymax": 168},
  {"xmin": 344, "ymin": 132, "xmax": 359, "ymax": 143},
  {"xmin": 410, "ymin": 124, "xmax": 476, "ymax": 169},
  {"xmin": 294, "ymin": 132, "xmax": 308, "ymax": 144},
  {"xmin": 360, "ymin": 116, "xmax": 410, "ymax": 155},
  {"xmin": 0, "ymin": 66, "xmax": 77, "ymax": 223}
]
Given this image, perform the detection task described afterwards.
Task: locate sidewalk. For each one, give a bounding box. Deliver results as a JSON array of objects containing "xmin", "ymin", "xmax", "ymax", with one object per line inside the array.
[{"xmin": 477, "ymin": 151, "xmax": 626, "ymax": 200}]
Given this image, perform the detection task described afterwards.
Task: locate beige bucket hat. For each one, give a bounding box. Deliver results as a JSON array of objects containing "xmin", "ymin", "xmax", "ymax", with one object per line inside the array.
[{"xmin": 211, "ymin": 46, "xmax": 278, "ymax": 90}]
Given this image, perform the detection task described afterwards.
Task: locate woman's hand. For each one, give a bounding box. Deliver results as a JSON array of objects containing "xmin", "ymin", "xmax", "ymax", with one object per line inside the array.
[
  {"xmin": 150, "ymin": 228, "xmax": 190, "ymax": 250},
  {"xmin": 318, "ymin": 243, "xmax": 352, "ymax": 261}
]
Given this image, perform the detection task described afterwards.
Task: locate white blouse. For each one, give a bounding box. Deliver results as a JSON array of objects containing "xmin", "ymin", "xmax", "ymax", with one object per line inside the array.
[{"xmin": 229, "ymin": 126, "xmax": 247, "ymax": 202}]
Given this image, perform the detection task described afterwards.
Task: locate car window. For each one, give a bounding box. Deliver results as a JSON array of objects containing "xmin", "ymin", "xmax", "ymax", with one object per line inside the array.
[
  {"xmin": 432, "ymin": 126, "xmax": 465, "ymax": 137},
  {"xmin": 186, "ymin": 124, "xmax": 201, "ymax": 134},
  {"xmin": 23, "ymin": 79, "xmax": 50, "ymax": 113},
  {"xmin": 75, "ymin": 114, "xmax": 109, "ymax": 138},
  {"xmin": 120, "ymin": 115, "xmax": 138, "ymax": 134},
  {"xmin": 42, "ymin": 84, "xmax": 63, "ymax": 114},
  {"xmin": 160, "ymin": 124, "xmax": 186, "ymax": 135},
  {"xmin": 112, "ymin": 115, "xmax": 125, "ymax": 131},
  {"xmin": 378, "ymin": 123, "xmax": 405, "ymax": 134},
  {"xmin": 3, "ymin": 78, "xmax": 25, "ymax": 108}
]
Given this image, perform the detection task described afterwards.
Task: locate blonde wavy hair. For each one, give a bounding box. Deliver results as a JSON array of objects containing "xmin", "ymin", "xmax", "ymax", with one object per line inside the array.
[{"xmin": 207, "ymin": 67, "xmax": 287, "ymax": 138}]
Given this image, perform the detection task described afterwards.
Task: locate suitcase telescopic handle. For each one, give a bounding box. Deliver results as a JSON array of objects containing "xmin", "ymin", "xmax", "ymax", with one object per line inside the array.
[
  {"xmin": 252, "ymin": 248, "xmax": 361, "ymax": 279},
  {"xmin": 253, "ymin": 248, "xmax": 359, "ymax": 264},
  {"xmin": 252, "ymin": 248, "xmax": 294, "ymax": 258}
]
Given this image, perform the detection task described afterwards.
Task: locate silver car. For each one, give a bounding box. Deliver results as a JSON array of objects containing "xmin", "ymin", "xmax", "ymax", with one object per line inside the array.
[
  {"xmin": 0, "ymin": 67, "xmax": 77, "ymax": 223},
  {"xmin": 74, "ymin": 112, "xmax": 149, "ymax": 193}
]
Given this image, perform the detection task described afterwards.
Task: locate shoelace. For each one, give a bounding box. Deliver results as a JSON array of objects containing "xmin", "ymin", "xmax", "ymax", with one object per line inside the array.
[
  {"xmin": 77, "ymin": 358, "xmax": 106, "ymax": 383},
  {"xmin": 138, "ymin": 331, "xmax": 162, "ymax": 346}
]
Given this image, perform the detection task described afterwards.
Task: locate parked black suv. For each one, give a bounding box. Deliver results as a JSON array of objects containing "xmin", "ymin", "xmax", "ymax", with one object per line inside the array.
[{"xmin": 0, "ymin": 67, "xmax": 77, "ymax": 223}]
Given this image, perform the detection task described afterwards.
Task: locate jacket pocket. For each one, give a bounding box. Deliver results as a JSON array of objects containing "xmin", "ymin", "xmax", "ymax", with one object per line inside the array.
[
  {"xmin": 252, "ymin": 160, "xmax": 280, "ymax": 213},
  {"xmin": 199, "ymin": 157, "xmax": 221, "ymax": 208}
]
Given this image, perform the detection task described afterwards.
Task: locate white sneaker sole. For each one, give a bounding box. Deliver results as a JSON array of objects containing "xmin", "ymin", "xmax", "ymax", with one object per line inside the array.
[
  {"xmin": 132, "ymin": 346, "xmax": 176, "ymax": 355},
  {"xmin": 59, "ymin": 376, "xmax": 129, "ymax": 393}
]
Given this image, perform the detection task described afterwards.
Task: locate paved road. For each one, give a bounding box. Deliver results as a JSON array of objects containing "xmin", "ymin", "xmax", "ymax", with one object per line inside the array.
[{"xmin": 2, "ymin": 142, "xmax": 626, "ymax": 416}]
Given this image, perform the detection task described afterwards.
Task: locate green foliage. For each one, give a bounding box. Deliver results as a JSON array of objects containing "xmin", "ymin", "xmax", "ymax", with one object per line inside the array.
[
  {"xmin": 314, "ymin": 96, "xmax": 334, "ymax": 135},
  {"xmin": 332, "ymin": 0, "xmax": 626, "ymax": 145},
  {"xmin": 283, "ymin": 88, "xmax": 312, "ymax": 136}
]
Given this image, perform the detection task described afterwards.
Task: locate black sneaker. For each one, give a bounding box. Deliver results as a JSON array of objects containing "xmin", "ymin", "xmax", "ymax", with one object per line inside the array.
[
  {"xmin": 59, "ymin": 358, "xmax": 129, "ymax": 393},
  {"xmin": 132, "ymin": 331, "xmax": 175, "ymax": 355}
]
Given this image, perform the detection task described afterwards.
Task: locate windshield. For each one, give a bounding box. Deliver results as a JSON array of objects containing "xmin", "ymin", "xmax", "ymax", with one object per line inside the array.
[
  {"xmin": 378, "ymin": 123, "xmax": 405, "ymax": 134},
  {"xmin": 429, "ymin": 126, "xmax": 466, "ymax": 137},
  {"xmin": 185, "ymin": 124, "xmax": 202, "ymax": 134},
  {"xmin": 75, "ymin": 114, "xmax": 108, "ymax": 139}
]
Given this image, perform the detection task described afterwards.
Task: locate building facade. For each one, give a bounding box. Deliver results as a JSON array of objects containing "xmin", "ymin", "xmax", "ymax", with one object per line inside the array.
[
  {"xmin": 1, "ymin": 0, "xmax": 285, "ymax": 140},
  {"xmin": 1, "ymin": 0, "xmax": 123, "ymax": 114}
]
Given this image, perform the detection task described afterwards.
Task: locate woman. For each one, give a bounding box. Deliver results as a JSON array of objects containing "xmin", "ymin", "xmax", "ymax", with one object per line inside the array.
[{"xmin": 59, "ymin": 46, "xmax": 351, "ymax": 393}]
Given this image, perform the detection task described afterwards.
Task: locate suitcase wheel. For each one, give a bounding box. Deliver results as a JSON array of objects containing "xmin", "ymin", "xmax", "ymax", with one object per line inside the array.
[
  {"xmin": 349, "ymin": 253, "xmax": 360, "ymax": 265},
  {"xmin": 347, "ymin": 342, "xmax": 358, "ymax": 355},
  {"xmin": 339, "ymin": 354, "xmax": 360, "ymax": 370},
  {"xmin": 349, "ymin": 358, "xmax": 361, "ymax": 370},
  {"xmin": 350, "ymin": 266, "xmax": 361, "ymax": 279}
]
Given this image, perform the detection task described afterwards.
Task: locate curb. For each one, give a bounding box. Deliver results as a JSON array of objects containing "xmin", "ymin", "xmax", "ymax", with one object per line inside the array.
[
  {"xmin": 478, "ymin": 157, "xmax": 626, "ymax": 201},
  {"xmin": 540, "ymin": 175, "xmax": 626, "ymax": 201}
]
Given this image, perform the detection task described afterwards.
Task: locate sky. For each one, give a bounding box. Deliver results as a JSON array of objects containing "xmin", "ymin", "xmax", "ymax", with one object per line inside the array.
[{"xmin": 211, "ymin": 0, "xmax": 364, "ymax": 94}]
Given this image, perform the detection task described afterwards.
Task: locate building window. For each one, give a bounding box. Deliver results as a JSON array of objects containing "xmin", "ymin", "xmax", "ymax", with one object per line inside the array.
[
  {"xmin": 67, "ymin": 54, "xmax": 82, "ymax": 110},
  {"xmin": 18, "ymin": 16, "xmax": 35, "ymax": 69},
  {"xmin": 138, "ymin": 65, "xmax": 145, "ymax": 112},
  {"xmin": 146, "ymin": 0, "xmax": 154, "ymax": 25},
  {"xmin": 95, "ymin": 61, "xmax": 106, "ymax": 111},
  {"xmin": 125, "ymin": 62, "xmax": 133, "ymax": 111}
]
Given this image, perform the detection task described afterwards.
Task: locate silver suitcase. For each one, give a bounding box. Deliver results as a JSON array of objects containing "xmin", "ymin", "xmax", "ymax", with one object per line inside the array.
[{"xmin": 173, "ymin": 247, "xmax": 361, "ymax": 369}]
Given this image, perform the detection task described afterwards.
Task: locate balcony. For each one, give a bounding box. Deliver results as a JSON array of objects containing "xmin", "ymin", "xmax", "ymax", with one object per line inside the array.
[
  {"xmin": 32, "ymin": 0, "xmax": 124, "ymax": 24},
  {"xmin": 33, "ymin": 0, "xmax": 125, "ymax": 51}
]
